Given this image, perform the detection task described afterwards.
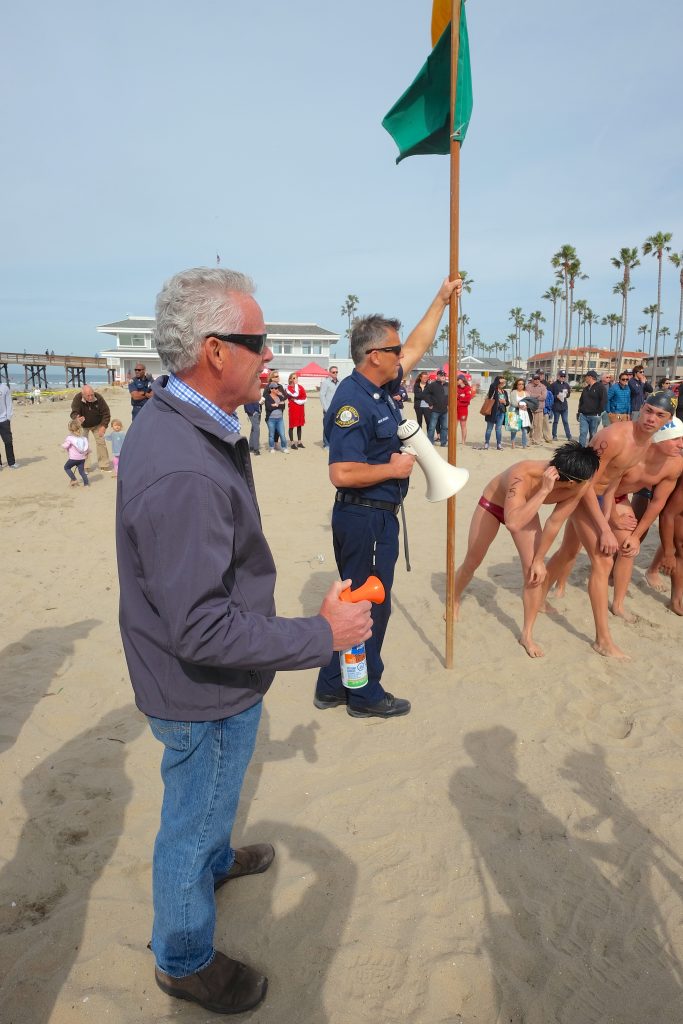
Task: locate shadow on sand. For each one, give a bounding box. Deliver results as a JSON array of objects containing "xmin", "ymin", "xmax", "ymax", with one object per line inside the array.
[{"xmin": 450, "ymin": 727, "xmax": 683, "ymax": 1023}]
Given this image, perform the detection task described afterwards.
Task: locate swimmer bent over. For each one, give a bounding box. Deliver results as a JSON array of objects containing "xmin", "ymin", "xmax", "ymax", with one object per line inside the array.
[{"xmin": 451, "ymin": 441, "xmax": 600, "ymax": 658}]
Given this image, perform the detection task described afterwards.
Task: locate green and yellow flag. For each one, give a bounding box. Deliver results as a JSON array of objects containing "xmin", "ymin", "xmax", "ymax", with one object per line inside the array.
[{"xmin": 382, "ymin": 1, "xmax": 473, "ymax": 164}]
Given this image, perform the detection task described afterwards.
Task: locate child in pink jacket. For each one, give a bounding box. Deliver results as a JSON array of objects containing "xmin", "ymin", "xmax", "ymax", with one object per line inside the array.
[{"xmin": 61, "ymin": 418, "xmax": 90, "ymax": 487}]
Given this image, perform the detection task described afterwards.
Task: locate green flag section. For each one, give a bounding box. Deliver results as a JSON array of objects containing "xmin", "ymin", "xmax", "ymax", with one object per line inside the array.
[{"xmin": 382, "ymin": 7, "xmax": 473, "ymax": 164}]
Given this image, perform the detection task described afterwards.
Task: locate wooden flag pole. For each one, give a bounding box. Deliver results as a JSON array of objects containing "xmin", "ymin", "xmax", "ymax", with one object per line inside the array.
[{"xmin": 445, "ymin": 0, "xmax": 463, "ymax": 669}]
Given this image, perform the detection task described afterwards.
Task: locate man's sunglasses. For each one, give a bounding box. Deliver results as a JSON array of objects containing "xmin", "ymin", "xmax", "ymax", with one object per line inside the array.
[
  {"xmin": 365, "ymin": 344, "xmax": 402, "ymax": 356},
  {"xmin": 206, "ymin": 332, "xmax": 267, "ymax": 354}
]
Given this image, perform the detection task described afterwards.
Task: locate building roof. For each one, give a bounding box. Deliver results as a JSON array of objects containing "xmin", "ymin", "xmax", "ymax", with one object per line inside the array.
[
  {"xmin": 97, "ymin": 317, "xmax": 155, "ymax": 332},
  {"xmin": 266, "ymin": 323, "xmax": 339, "ymax": 339},
  {"xmin": 97, "ymin": 316, "xmax": 339, "ymax": 339}
]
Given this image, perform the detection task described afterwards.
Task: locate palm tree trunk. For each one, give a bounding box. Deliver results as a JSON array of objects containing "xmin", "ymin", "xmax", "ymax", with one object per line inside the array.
[
  {"xmin": 674, "ymin": 271, "xmax": 683, "ymax": 375},
  {"xmin": 651, "ymin": 254, "xmax": 663, "ymax": 385}
]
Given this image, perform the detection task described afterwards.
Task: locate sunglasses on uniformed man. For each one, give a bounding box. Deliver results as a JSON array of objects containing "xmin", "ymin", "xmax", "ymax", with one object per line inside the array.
[
  {"xmin": 365, "ymin": 344, "xmax": 402, "ymax": 356},
  {"xmin": 206, "ymin": 332, "xmax": 268, "ymax": 355}
]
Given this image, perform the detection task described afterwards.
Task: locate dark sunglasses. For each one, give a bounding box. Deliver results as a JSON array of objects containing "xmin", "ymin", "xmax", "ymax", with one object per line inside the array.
[
  {"xmin": 206, "ymin": 332, "xmax": 267, "ymax": 354},
  {"xmin": 365, "ymin": 344, "xmax": 402, "ymax": 356}
]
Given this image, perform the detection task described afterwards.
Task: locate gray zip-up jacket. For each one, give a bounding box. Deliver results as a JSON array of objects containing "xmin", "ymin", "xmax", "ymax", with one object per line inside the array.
[{"xmin": 116, "ymin": 378, "xmax": 333, "ymax": 721}]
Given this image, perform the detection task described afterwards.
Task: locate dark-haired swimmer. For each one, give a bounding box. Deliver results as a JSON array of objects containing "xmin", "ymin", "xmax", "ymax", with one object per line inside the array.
[
  {"xmin": 544, "ymin": 392, "xmax": 675, "ymax": 658},
  {"xmin": 451, "ymin": 442, "xmax": 601, "ymax": 658}
]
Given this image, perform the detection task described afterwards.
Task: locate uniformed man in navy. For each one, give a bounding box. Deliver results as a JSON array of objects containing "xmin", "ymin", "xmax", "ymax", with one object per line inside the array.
[{"xmin": 314, "ymin": 276, "xmax": 462, "ymax": 719}]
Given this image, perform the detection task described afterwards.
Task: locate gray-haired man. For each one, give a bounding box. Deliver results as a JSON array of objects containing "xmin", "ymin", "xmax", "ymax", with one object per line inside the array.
[
  {"xmin": 319, "ymin": 365, "xmax": 339, "ymax": 448},
  {"xmin": 116, "ymin": 267, "xmax": 371, "ymax": 1015}
]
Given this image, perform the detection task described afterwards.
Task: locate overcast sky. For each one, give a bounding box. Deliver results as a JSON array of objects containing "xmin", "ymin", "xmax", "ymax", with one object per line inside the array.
[{"xmin": 2, "ymin": 0, "xmax": 682, "ymax": 357}]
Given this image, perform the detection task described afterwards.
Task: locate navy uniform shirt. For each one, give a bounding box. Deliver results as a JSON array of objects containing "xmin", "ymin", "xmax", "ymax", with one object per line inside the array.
[
  {"xmin": 129, "ymin": 374, "xmax": 153, "ymax": 410},
  {"xmin": 325, "ymin": 367, "xmax": 407, "ymax": 503}
]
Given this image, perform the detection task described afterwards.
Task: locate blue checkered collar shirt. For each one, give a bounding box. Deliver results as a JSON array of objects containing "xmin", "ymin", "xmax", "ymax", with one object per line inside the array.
[{"xmin": 165, "ymin": 374, "xmax": 241, "ymax": 435}]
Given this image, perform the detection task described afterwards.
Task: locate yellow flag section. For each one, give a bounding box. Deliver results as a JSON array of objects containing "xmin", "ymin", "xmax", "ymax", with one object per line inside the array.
[{"xmin": 431, "ymin": 0, "xmax": 450, "ymax": 45}]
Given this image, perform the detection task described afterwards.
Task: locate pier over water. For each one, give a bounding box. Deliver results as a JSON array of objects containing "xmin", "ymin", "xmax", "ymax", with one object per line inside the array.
[{"xmin": 0, "ymin": 351, "xmax": 115, "ymax": 390}]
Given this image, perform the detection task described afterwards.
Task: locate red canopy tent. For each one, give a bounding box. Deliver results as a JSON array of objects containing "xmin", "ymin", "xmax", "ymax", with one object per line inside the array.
[{"xmin": 296, "ymin": 361, "xmax": 329, "ymax": 377}]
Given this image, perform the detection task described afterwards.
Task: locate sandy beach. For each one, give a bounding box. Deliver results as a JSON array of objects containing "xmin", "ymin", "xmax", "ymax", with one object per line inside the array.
[{"xmin": 1, "ymin": 388, "xmax": 683, "ymax": 1023}]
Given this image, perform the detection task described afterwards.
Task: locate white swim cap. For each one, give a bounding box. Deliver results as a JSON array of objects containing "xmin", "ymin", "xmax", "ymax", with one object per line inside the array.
[{"xmin": 652, "ymin": 418, "xmax": 683, "ymax": 443}]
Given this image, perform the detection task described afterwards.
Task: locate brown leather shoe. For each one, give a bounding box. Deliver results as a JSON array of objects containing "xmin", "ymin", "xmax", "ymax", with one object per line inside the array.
[
  {"xmin": 214, "ymin": 843, "xmax": 275, "ymax": 892},
  {"xmin": 155, "ymin": 950, "xmax": 267, "ymax": 1014}
]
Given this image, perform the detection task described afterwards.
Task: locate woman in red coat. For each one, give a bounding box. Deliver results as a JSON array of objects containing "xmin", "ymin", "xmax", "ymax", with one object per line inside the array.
[
  {"xmin": 456, "ymin": 375, "xmax": 476, "ymax": 444},
  {"xmin": 285, "ymin": 373, "xmax": 307, "ymax": 448}
]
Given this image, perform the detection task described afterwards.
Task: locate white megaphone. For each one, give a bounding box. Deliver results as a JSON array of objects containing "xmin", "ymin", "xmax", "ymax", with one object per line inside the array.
[{"xmin": 398, "ymin": 419, "xmax": 469, "ymax": 502}]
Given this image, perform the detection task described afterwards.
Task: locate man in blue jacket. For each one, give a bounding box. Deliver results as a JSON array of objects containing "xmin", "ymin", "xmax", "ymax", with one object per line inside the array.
[
  {"xmin": 116, "ymin": 267, "xmax": 372, "ymax": 1015},
  {"xmin": 607, "ymin": 372, "xmax": 632, "ymax": 420}
]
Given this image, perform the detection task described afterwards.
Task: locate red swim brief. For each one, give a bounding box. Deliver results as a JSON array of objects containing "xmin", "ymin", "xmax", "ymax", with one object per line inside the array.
[{"xmin": 478, "ymin": 495, "xmax": 506, "ymax": 525}]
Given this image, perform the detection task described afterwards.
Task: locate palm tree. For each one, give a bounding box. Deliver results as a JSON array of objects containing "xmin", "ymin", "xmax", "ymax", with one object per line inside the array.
[
  {"xmin": 659, "ymin": 327, "xmax": 670, "ymax": 359},
  {"xmin": 573, "ymin": 298, "xmax": 588, "ymax": 346},
  {"xmin": 643, "ymin": 232, "xmax": 673, "ymax": 383},
  {"xmin": 611, "ymin": 247, "xmax": 640, "ymax": 373},
  {"xmin": 457, "ymin": 271, "xmax": 474, "ymax": 347},
  {"xmin": 551, "ymin": 244, "xmax": 587, "ymax": 372},
  {"xmin": 612, "ymin": 282, "xmax": 634, "ymax": 372},
  {"xmin": 542, "ymin": 284, "xmax": 563, "ymax": 377},
  {"xmin": 458, "ymin": 313, "xmax": 470, "ymax": 350},
  {"xmin": 434, "ymin": 324, "xmax": 449, "ymax": 355},
  {"xmin": 669, "ymin": 251, "xmax": 683, "ymax": 373},
  {"xmin": 340, "ymin": 294, "xmax": 359, "ymax": 341},
  {"xmin": 643, "ymin": 304, "xmax": 658, "ymax": 354},
  {"xmin": 508, "ymin": 307, "xmax": 524, "ymax": 364},
  {"xmin": 637, "ymin": 324, "xmax": 649, "ymax": 352},
  {"xmin": 529, "ymin": 310, "xmax": 545, "ymax": 358},
  {"xmin": 506, "ymin": 332, "xmax": 517, "ymax": 364},
  {"xmin": 601, "ymin": 313, "xmax": 621, "ymax": 353}
]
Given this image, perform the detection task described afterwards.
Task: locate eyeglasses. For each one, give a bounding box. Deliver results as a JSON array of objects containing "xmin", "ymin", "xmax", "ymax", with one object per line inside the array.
[
  {"xmin": 619, "ymin": 377, "xmax": 628, "ymax": 381},
  {"xmin": 365, "ymin": 344, "xmax": 402, "ymax": 356},
  {"xmin": 206, "ymin": 332, "xmax": 267, "ymax": 355},
  {"xmin": 134, "ymin": 367, "xmax": 144, "ymax": 371},
  {"xmin": 557, "ymin": 472, "xmax": 586, "ymax": 483}
]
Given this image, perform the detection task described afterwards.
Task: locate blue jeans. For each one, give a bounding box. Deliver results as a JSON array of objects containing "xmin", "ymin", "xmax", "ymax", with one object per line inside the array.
[
  {"xmin": 552, "ymin": 409, "xmax": 572, "ymax": 439},
  {"xmin": 247, "ymin": 411, "xmax": 261, "ymax": 452},
  {"xmin": 578, "ymin": 413, "xmax": 600, "ymax": 446},
  {"xmin": 316, "ymin": 504, "xmax": 399, "ymax": 707},
  {"xmin": 509, "ymin": 427, "xmax": 528, "ymax": 447},
  {"xmin": 64, "ymin": 459, "xmax": 89, "ymax": 484},
  {"xmin": 484, "ymin": 411, "xmax": 505, "ymax": 447},
  {"xmin": 148, "ymin": 702, "xmax": 262, "ymax": 977},
  {"xmin": 427, "ymin": 411, "xmax": 448, "ymax": 446},
  {"xmin": 267, "ymin": 415, "xmax": 287, "ymax": 450}
]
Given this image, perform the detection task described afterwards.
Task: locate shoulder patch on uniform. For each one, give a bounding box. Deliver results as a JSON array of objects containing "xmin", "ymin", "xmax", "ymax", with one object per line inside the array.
[{"xmin": 335, "ymin": 405, "xmax": 360, "ymax": 428}]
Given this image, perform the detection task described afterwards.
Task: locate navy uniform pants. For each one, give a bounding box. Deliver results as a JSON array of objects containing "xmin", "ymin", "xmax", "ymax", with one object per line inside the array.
[{"xmin": 315, "ymin": 504, "xmax": 399, "ymax": 707}]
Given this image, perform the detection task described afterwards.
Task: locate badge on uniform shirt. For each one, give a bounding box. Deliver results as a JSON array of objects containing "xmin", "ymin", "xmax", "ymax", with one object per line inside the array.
[{"xmin": 335, "ymin": 405, "xmax": 360, "ymax": 428}]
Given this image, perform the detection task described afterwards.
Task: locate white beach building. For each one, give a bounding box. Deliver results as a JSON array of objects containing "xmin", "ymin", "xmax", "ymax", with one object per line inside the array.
[{"xmin": 97, "ymin": 316, "xmax": 342, "ymax": 383}]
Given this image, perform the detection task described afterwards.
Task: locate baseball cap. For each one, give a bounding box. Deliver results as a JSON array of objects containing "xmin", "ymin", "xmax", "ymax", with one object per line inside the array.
[
  {"xmin": 585, "ymin": 370, "xmax": 598, "ymax": 380},
  {"xmin": 558, "ymin": 370, "xmax": 566, "ymax": 377},
  {"xmin": 532, "ymin": 372, "xmax": 541, "ymax": 379},
  {"xmin": 436, "ymin": 369, "xmax": 447, "ymax": 377}
]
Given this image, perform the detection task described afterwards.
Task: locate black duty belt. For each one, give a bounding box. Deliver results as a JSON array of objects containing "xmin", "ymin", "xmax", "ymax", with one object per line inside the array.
[{"xmin": 335, "ymin": 492, "xmax": 400, "ymax": 516}]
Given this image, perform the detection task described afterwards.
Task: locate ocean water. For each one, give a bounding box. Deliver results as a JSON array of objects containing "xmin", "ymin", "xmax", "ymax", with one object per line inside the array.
[{"xmin": 7, "ymin": 373, "xmax": 112, "ymax": 392}]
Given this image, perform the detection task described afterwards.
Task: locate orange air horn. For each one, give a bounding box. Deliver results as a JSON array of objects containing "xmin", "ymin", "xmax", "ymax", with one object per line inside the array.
[{"xmin": 339, "ymin": 576, "xmax": 385, "ymax": 605}]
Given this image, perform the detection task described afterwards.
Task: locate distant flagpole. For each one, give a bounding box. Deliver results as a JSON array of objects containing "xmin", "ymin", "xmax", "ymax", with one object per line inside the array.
[{"xmin": 445, "ymin": 0, "xmax": 463, "ymax": 669}]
